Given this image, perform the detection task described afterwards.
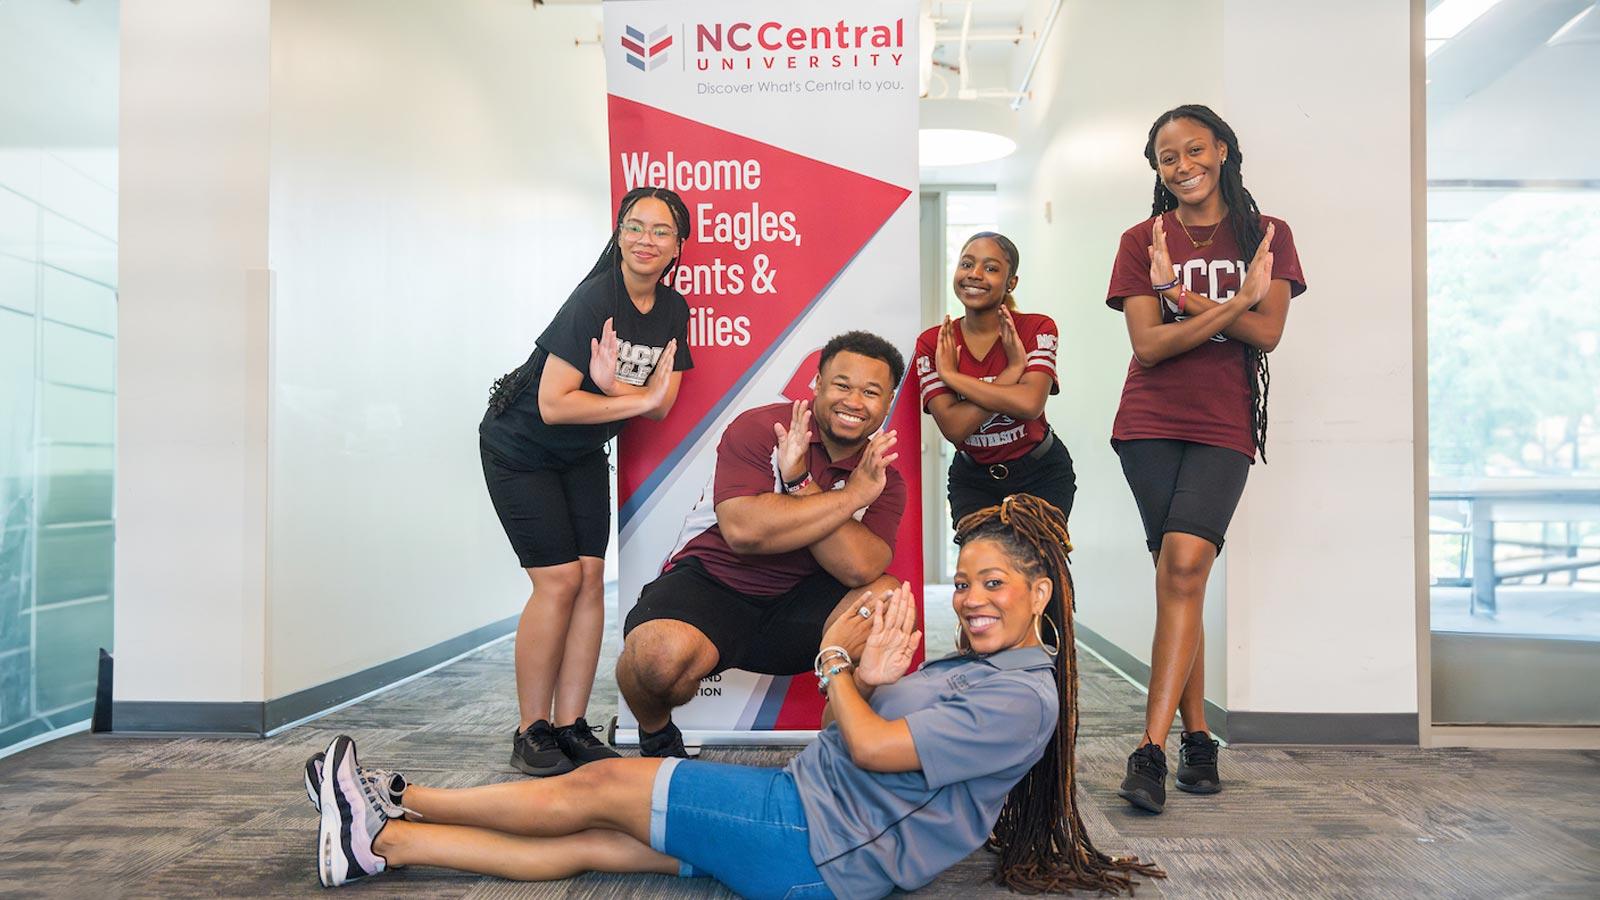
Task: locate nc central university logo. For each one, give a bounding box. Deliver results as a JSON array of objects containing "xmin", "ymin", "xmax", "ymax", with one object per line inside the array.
[{"xmin": 622, "ymin": 25, "xmax": 673, "ymax": 71}]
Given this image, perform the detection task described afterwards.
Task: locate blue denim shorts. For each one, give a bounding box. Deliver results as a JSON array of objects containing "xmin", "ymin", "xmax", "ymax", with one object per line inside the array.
[{"xmin": 649, "ymin": 758, "xmax": 835, "ymax": 900}]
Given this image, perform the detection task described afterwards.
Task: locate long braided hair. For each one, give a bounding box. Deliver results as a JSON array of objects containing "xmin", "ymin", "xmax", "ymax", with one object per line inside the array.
[
  {"xmin": 487, "ymin": 187, "xmax": 692, "ymax": 416},
  {"xmin": 1144, "ymin": 104, "xmax": 1272, "ymax": 461},
  {"xmin": 954, "ymin": 495, "xmax": 1164, "ymax": 894}
]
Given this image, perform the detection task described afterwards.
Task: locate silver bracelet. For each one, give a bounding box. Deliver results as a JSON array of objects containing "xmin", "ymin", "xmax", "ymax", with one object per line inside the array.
[{"xmin": 813, "ymin": 646, "xmax": 852, "ymax": 677}]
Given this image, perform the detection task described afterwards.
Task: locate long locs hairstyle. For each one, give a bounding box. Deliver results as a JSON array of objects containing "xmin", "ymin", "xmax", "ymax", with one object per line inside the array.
[
  {"xmin": 954, "ymin": 495, "xmax": 1164, "ymax": 894},
  {"xmin": 1144, "ymin": 104, "xmax": 1273, "ymax": 461},
  {"xmin": 487, "ymin": 187, "xmax": 692, "ymax": 416}
]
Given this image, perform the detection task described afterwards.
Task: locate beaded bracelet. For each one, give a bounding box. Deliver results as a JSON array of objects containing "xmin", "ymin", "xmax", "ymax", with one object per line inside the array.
[{"xmin": 817, "ymin": 661, "xmax": 853, "ymax": 697}]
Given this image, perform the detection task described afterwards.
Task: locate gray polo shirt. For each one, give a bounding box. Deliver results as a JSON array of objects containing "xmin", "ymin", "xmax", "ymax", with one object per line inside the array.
[{"xmin": 784, "ymin": 646, "xmax": 1058, "ymax": 898}]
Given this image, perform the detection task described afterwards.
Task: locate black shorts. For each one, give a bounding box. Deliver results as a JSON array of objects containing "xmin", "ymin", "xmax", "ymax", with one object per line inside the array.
[
  {"xmin": 1114, "ymin": 438, "xmax": 1250, "ymax": 552},
  {"xmin": 948, "ymin": 433, "xmax": 1077, "ymax": 528},
  {"xmin": 623, "ymin": 557, "xmax": 851, "ymax": 675},
  {"xmin": 480, "ymin": 442, "xmax": 609, "ymax": 568}
]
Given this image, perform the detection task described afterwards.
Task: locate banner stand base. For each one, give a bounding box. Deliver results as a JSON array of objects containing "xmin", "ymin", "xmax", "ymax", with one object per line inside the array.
[{"xmin": 614, "ymin": 728, "xmax": 821, "ymax": 750}]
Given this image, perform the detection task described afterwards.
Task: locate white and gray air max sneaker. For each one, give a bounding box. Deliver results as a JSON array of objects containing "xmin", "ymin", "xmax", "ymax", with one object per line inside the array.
[
  {"xmin": 317, "ymin": 735, "xmax": 395, "ymax": 887},
  {"xmin": 303, "ymin": 749, "xmax": 411, "ymax": 817}
]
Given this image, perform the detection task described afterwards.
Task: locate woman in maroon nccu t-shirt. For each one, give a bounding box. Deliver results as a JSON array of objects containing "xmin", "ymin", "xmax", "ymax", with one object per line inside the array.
[{"xmin": 1104, "ymin": 105, "xmax": 1307, "ymax": 815}]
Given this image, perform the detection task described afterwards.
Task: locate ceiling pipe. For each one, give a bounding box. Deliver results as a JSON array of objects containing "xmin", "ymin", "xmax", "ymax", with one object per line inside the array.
[{"xmin": 1010, "ymin": 0, "xmax": 1064, "ymax": 110}]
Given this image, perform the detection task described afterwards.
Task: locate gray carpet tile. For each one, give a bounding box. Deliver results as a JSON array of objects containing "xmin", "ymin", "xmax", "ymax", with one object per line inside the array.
[{"xmin": 0, "ymin": 630, "xmax": 1596, "ymax": 897}]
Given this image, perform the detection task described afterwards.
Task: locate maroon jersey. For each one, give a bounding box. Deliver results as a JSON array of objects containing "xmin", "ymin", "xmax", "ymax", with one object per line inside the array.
[
  {"xmin": 666, "ymin": 402, "xmax": 906, "ymax": 596},
  {"xmin": 1105, "ymin": 212, "xmax": 1306, "ymax": 460},
  {"xmin": 913, "ymin": 311, "xmax": 1061, "ymax": 465}
]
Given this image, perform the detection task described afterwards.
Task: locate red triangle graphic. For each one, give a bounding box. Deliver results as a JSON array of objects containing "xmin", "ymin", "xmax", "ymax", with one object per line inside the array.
[{"xmin": 607, "ymin": 95, "xmax": 912, "ymax": 515}]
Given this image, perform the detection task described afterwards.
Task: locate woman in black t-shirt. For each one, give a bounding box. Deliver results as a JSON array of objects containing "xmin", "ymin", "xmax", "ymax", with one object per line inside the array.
[{"xmin": 480, "ymin": 187, "xmax": 695, "ymax": 776}]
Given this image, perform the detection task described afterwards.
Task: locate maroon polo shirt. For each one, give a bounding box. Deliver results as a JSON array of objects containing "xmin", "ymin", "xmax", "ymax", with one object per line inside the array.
[
  {"xmin": 666, "ymin": 402, "xmax": 906, "ymax": 596},
  {"xmin": 1105, "ymin": 212, "xmax": 1306, "ymax": 460}
]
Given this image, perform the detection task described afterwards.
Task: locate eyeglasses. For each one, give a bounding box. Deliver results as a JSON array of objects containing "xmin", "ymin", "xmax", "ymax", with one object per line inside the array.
[{"xmin": 620, "ymin": 220, "xmax": 679, "ymax": 244}]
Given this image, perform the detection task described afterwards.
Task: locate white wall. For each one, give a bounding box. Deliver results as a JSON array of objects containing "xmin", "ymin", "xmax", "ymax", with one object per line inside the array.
[
  {"xmin": 995, "ymin": 0, "xmax": 1230, "ymax": 709},
  {"xmin": 118, "ymin": 0, "xmax": 614, "ymax": 705},
  {"xmin": 117, "ymin": 0, "xmax": 273, "ymax": 704},
  {"xmin": 264, "ymin": 0, "xmax": 612, "ymax": 697},
  {"xmin": 1220, "ymin": 0, "xmax": 1416, "ymax": 714},
  {"xmin": 995, "ymin": 0, "xmax": 1417, "ymax": 717}
]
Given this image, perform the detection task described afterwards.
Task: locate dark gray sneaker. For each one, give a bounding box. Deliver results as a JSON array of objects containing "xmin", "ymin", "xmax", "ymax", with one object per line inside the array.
[
  {"xmin": 638, "ymin": 719, "xmax": 688, "ymax": 758},
  {"xmin": 556, "ymin": 716, "xmax": 622, "ymax": 765},
  {"xmin": 1175, "ymin": 730, "xmax": 1222, "ymax": 794},
  {"xmin": 1117, "ymin": 743, "xmax": 1168, "ymax": 813},
  {"xmin": 512, "ymin": 720, "xmax": 576, "ymax": 777}
]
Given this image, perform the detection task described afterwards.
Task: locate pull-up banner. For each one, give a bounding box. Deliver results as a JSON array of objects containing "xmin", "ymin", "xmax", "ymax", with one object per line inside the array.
[{"xmin": 605, "ymin": 0, "xmax": 922, "ymax": 745}]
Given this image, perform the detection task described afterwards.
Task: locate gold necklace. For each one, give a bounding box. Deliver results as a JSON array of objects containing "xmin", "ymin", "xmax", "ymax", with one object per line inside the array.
[{"xmin": 1174, "ymin": 213, "xmax": 1223, "ymax": 249}]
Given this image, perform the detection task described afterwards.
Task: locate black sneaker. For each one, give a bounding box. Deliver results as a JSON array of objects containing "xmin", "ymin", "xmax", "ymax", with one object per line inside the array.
[
  {"xmin": 511, "ymin": 720, "xmax": 577, "ymax": 777},
  {"xmin": 1176, "ymin": 730, "xmax": 1222, "ymax": 794},
  {"xmin": 556, "ymin": 716, "xmax": 622, "ymax": 765},
  {"xmin": 638, "ymin": 719, "xmax": 688, "ymax": 758},
  {"xmin": 1117, "ymin": 743, "xmax": 1167, "ymax": 813}
]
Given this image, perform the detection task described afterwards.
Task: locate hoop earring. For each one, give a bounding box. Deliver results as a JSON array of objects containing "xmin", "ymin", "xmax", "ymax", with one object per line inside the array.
[{"xmin": 1033, "ymin": 612, "xmax": 1061, "ymax": 658}]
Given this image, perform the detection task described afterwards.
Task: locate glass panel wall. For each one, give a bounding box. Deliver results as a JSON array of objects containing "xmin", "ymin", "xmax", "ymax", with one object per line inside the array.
[
  {"xmin": 1426, "ymin": 0, "xmax": 1600, "ymax": 725},
  {"xmin": 0, "ymin": 1, "xmax": 119, "ymax": 754}
]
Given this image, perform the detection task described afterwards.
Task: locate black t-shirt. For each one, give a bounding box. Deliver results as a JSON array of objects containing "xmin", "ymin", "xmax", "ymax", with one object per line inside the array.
[{"xmin": 479, "ymin": 267, "xmax": 694, "ymax": 469}]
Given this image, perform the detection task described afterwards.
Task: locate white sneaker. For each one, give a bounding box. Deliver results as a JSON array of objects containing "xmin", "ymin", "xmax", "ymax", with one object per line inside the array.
[
  {"xmin": 316, "ymin": 735, "xmax": 392, "ymax": 887},
  {"xmin": 303, "ymin": 749, "xmax": 411, "ymax": 817}
]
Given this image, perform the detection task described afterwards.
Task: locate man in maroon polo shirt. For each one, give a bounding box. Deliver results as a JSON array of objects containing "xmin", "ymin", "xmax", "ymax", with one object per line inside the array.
[{"xmin": 618, "ymin": 331, "xmax": 908, "ymax": 758}]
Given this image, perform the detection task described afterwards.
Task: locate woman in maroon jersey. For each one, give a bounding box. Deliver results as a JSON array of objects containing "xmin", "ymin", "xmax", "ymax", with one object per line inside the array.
[
  {"xmin": 912, "ymin": 232, "xmax": 1076, "ymax": 533},
  {"xmin": 1105, "ymin": 105, "xmax": 1306, "ymax": 814}
]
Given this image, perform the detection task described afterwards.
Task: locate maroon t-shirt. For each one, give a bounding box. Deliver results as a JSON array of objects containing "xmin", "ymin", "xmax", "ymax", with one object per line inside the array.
[
  {"xmin": 911, "ymin": 312, "xmax": 1061, "ymax": 465},
  {"xmin": 666, "ymin": 402, "xmax": 907, "ymax": 596},
  {"xmin": 1105, "ymin": 212, "xmax": 1306, "ymax": 460}
]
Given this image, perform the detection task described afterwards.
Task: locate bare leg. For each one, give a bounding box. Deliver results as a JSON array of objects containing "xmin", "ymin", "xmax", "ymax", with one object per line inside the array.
[
  {"xmin": 1177, "ymin": 625, "xmax": 1210, "ymax": 734},
  {"xmin": 1141, "ymin": 532, "xmax": 1215, "ymax": 749},
  {"xmin": 403, "ymin": 757, "xmax": 662, "ymax": 839},
  {"xmin": 374, "ymin": 758, "xmax": 676, "ymax": 880},
  {"xmin": 616, "ymin": 621, "xmax": 719, "ymax": 734},
  {"xmin": 553, "ymin": 556, "xmax": 607, "ymax": 727},
  {"xmin": 516, "ymin": 562, "xmax": 582, "ymax": 730},
  {"xmin": 376, "ymin": 822, "xmax": 679, "ymax": 880}
]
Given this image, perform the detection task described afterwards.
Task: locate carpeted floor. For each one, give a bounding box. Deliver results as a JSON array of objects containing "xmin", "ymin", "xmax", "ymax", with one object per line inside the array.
[{"xmin": 0, "ymin": 607, "xmax": 1597, "ymax": 898}]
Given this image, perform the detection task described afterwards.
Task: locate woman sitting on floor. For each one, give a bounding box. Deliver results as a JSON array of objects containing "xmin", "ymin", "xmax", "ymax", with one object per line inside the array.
[{"xmin": 306, "ymin": 495, "xmax": 1161, "ymax": 898}]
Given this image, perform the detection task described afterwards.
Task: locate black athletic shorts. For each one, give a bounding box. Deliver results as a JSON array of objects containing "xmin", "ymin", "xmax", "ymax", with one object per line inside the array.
[
  {"xmin": 947, "ymin": 432, "xmax": 1077, "ymax": 528},
  {"xmin": 1114, "ymin": 438, "xmax": 1251, "ymax": 552},
  {"xmin": 623, "ymin": 556, "xmax": 851, "ymax": 675},
  {"xmin": 480, "ymin": 442, "xmax": 609, "ymax": 568}
]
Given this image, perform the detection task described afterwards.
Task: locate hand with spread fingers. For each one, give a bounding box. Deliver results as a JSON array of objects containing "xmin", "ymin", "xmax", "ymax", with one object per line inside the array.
[
  {"xmin": 856, "ymin": 582, "xmax": 922, "ymax": 687},
  {"xmin": 935, "ymin": 315, "xmax": 961, "ymax": 382},
  {"xmin": 588, "ymin": 317, "xmax": 620, "ymax": 394},
  {"xmin": 846, "ymin": 429, "xmax": 899, "ymax": 508},
  {"xmin": 1238, "ymin": 221, "xmax": 1276, "ymax": 307},
  {"xmin": 772, "ymin": 399, "xmax": 813, "ymax": 486},
  {"xmin": 1148, "ymin": 216, "xmax": 1177, "ymax": 297},
  {"xmin": 645, "ymin": 339, "xmax": 677, "ymax": 409}
]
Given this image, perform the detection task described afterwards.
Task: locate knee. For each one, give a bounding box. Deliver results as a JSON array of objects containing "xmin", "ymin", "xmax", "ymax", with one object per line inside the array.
[
  {"xmin": 530, "ymin": 562, "xmax": 584, "ymax": 604},
  {"xmin": 577, "ymin": 559, "xmax": 607, "ymax": 599},
  {"xmin": 866, "ymin": 573, "xmax": 901, "ymax": 596},
  {"xmin": 1158, "ymin": 551, "xmax": 1211, "ymax": 595},
  {"xmin": 619, "ymin": 626, "xmax": 702, "ymax": 695}
]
